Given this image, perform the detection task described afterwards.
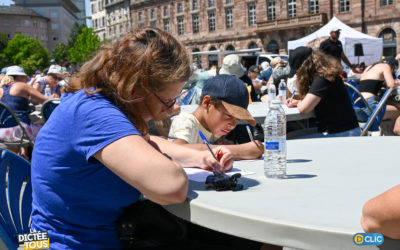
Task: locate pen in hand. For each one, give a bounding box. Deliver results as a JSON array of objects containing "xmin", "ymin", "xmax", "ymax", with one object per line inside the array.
[
  {"xmin": 198, "ymin": 130, "xmax": 226, "ymax": 176},
  {"xmin": 289, "ymin": 90, "xmax": 296, "ymax": 104},
  {"xmin": 246, "ymin": 125, "xmax": 255, "ymax": 143}
]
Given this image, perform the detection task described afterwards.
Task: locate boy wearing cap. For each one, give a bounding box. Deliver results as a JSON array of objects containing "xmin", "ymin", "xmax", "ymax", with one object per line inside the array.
[{"xmin": 169, "ymin": 75, "xmax": 263, "ymax": 159}]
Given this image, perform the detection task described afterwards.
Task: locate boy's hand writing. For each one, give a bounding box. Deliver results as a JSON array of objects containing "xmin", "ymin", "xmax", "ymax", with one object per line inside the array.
[{"xmin": 200, "ymin": 146, "xmax": 233, "ymax": 172}]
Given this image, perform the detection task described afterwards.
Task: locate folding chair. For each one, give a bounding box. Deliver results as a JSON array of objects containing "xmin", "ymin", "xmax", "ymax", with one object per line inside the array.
[
  {"xmin": 0, "ymin": 150, "xmax": 32, "ymax": 249},
  {"xmin": 343, "ymin": 81, "xmax": 390, "ymax": 134},
  {"xmin": 360, "ymin": 88, "xmax": 394, "ymax": 136},
  {"xmin": 40, "ymin": 98, "xmax": 60, "ymax": 122},
  {"xmin": 0, "ymin": 102, "xmax": 34, "ymax": 155}
]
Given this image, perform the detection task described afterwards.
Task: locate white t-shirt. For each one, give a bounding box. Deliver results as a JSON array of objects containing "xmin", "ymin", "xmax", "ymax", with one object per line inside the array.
[{"xmin": 169, "ymin": 112, "xmax": 217, "ymax": 144}]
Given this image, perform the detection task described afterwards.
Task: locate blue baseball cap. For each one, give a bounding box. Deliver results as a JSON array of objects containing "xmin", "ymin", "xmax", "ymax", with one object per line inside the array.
[
  {"xmin": 201, "ymin": 75, "xmax": 256, "ymax": 126},
  {"xmin": 1, "ymin": 67, "xmax": 7, "ymax": 74}
]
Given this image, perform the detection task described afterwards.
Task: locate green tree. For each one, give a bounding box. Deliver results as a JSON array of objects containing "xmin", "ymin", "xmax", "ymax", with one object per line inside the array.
[
  {"xmin": 3, "ymin": 34, "xmax": 49, "ymax": 75},
  {"xmin": 51, "ymin": 43, "xmax": 70, "ymax": 64},
  {"xmin": 0, "ymin": 32, "xmax": 8, "ymax": 52},
  {"xmin": 67, "ymin": 22, "xmax": 87, "ymax": 48},
  {"xmin": 69, "ymin": 27, "xmax": 100, "ymax": 64}
]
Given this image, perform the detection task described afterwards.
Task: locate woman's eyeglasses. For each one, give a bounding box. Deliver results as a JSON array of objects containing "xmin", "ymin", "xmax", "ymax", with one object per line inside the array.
[
  {"xmin": 153, "ymin": 92, "xmax": 177, "ymax": 109},
  {"xmin": 50, "ymin": 75, "xmax": 63, "ymax": 81}
]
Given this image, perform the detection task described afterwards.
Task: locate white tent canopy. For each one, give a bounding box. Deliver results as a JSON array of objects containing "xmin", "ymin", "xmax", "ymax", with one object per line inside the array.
[{"xmin": 288, "ymin": 17, "xmax": 383, "ymax": 70}]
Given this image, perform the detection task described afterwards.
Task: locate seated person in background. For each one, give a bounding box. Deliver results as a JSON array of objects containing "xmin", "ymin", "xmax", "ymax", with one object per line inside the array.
[
  {"xmin": 286, "ymin": 46, "xmax": 361, "ymax": 137},
  {"xmin": 258, "ymin": 61, "xmax": 272, "ymax": 82},
  {"xmin": 248, "ymin": 65, "xmax": 263, "ymax": 93},
  {"xmin": 219, "ymin": 54, "xmax": 258, "ymax": 102},
  {"xmin": 267, "ymin": 57, "xmax": 290, "ymax": 89},
  {"xmin": 356, "ymin": 57, "xmax": 400, "ymax": 135},
  {"xmin": 0, "ymin": 66, "xmax": 48, "ymax": 156},
  {"xmin": 29, "ymin": 64, "xmax": 63, "ymax": 97},
  {"xmin": 361, "ymin": 184, "xmax": 400, "ymax": 239},
  {"xmin": 169, "ymin": 74, "xmax": 264, "ymax": 160}
]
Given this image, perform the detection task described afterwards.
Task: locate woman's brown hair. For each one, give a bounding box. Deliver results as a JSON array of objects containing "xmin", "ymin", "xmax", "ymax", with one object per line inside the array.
[
  {"xmin": 65, "ymin": 28, "xmax": 191, "ymax": 135},
  {"xmin": 296, "ymin": 50, "xmax": 343, "ymax": 98}
]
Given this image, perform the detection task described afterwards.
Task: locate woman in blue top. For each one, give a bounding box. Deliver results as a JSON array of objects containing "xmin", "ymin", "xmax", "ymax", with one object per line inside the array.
[
  {"xmin": 0, "ymin": 65, "xmax": 48, "ymax": 156},
  {"xmin": 30, "ymin": 28, "xmax": 233, "ymax": 249}
]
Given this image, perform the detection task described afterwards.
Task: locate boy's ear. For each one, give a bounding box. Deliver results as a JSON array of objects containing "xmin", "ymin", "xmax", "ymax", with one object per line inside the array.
[{"xmin": 201, "ymin": 95, "xmax": 212, "ymax": 108}]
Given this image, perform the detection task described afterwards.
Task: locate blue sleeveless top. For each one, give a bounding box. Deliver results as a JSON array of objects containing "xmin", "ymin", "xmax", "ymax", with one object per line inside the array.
[{"xmin": 1, "ymin": 84, "xmax": 31, "ymax": 124}]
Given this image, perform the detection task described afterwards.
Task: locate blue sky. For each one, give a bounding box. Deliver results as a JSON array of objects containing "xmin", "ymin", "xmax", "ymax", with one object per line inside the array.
[{"xmin": 0, "ymin": 0, "xmax": 91, "ymax": 26}]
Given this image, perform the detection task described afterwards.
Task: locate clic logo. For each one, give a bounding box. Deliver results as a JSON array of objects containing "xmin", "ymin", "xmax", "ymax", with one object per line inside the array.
[{"xmin": 353, "ymin": 233, "xmax": 384, "ymax": 246}]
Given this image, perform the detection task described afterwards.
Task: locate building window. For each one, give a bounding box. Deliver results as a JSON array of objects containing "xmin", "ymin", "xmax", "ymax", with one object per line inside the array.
[
  {"xmin": 138, "ymin": 12, "xmax": 143, "ymax": 22},
  {"xmin": 192, "ymin": 14, "xmax": 199, "ymax": 33},
  {"xmin": 163, "ymin": 19, "xmax": 169, "ymax": 32},
  {"xmin": 50, "ymin": 10, "xmax": 58, "ymax": 18},
  {"xmin": 164, "ymin": 6, "xmax": 168, "ymax": 16},
  {"xmin": 267, "ymin": 40, "xmax": 279, "ymax": 53},
  {"xmin": 226, "ymin": 45, "xmax": 235, "ymax": 51},
  {"xmin": 25, "ymin": 20, "xmax": 30, "ymax": 27},
  {"xmin": 53, "ymin": 36, "xmax": 58, "ymax": 41},
  {"xmin": 226, "ymin": 0, "xmax": 232, "ymax": 4},
  {"xmin": 151, "ymin": 9, "xmax": 155, "ymax": 19},
  {"xmin": 209, "ymin": 0, "xmax": 214, "ymax": 7},
  {"xmin": 226, "ymin": 8, "xmax": 233, "ymax": 29},
  {"xmin": 208, "ymin": 11, "xmax": 216, "ymax": 31},
  {"xmin": 379, "ymin": 28, "xmax": 397, "ymax": 57},
  {"xmin": 309, "ymin": 0, "xmax": 319, "ymax": 14},
  {"xmin": 3, "ymin": 20, "xmax": 10, "ymax": 26},
  {"xmin": 248, "ymin": 42, "xmax": 258, "ymax": 49},
  {"xmin": 339, "ymin": 0, "xmax": 350, "ymax": 12},
  {"xmin": 288, "ymin": 0, "xmax": 296, "ymax": 18},
  {"xmin": 381, "ymin": 0, "xmax": 393, "ymax": 6},
  {"xmin": 177, "ymin": 3, "xmax": 183, "ymax": 13},
  {"xmin": 267, "ymin": 0, "xmax": 275, "ymax": 20},
  {"xmin": 177, "ymin": 16, "xmax": 184, "ymax": 35},
  {"xmin": 193, "ymin": 0, "xmax": 198, "ymax": 10},
  {"xmin": 248, "ymin": 3, "xmax": 256, "ymax": 26}
]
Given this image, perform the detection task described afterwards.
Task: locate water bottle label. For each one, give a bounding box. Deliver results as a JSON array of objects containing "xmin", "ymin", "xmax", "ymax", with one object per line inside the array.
[
  {"xmin": 279, "ymin": 90, "xmax": 285, "ymax": 96},
  {"xmin": 265, "ymin": 141, "xmax": 279, "ymax": 150}
]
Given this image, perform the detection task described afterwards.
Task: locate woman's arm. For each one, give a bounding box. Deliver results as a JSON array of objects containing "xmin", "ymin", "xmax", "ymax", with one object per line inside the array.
[
  {"xmin": 296, "ymin": 93, "xmax": 321, "ymax": 114},
  {"xmin": 10, "ymin": 82, "xmax": 48, "ymax": 104},
  {"xmin": 94, "ymin": 135, "xmax": 188, "ymax": 205},
  {"xmin": 150, "ymin": 135, "xmax": 233, "ymax": 172},
  {"xmin": 382, "ymin": 64, "xmax": 396, "ymax": 88},
  {"xmin": 361, "ymin": 184, "xmax": 400, "ymax": 239},
  {"xmin": 172, "ymin": 138, "xmax": 263, "ymax": 160}
]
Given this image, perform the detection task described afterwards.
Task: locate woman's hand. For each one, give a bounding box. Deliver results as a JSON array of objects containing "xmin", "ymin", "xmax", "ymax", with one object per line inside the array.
[
  {"xmin": 200, "ymin": 146, "xmax": 233, "ymax": 172},
  {"xmin": 286, "ymin": 98, "xmax": 298, "ymax": 108}
]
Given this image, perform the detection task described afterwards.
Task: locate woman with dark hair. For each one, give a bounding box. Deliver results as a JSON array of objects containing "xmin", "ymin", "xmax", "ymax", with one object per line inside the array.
[
  {"xmin": 287, "ymin": 46, "xmax": 361, "ymax": 137},
  {"xmin": 357, "ymin": 57, "xmax": 400, "ymax": 135},
  {"xmin": 30, "ymin": 28, "xmax": 233, "ymax": 249}
]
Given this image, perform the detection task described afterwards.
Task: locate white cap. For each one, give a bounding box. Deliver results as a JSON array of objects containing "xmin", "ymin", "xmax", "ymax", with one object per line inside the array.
[
  {"xmin": 6, "ymin": 66, "xmax": 27, "ymax": 76},
  {"xmin": 261, "ymin": 61, "xmax": 270, "ymax": 71},
  {"xmin": 330, "ymin": 26, "xmax": 341, "ymax": 33},
  {"xmin": 48, "ymin": 65, "xmax": 63, "ymax": 75},
  {"xmin": 219, "ymin": 54, "xmax": 245, "ymax": 78}
]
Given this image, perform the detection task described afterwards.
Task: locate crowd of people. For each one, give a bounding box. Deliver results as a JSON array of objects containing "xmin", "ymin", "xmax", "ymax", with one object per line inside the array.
[{"xmin": 0, "ymin": 26, "xmax": 399, "ymax": 249}]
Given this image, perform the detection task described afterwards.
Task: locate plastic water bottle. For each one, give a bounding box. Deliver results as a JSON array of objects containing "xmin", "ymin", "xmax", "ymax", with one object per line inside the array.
[
  {"xmin": 267, "ymin": 82, "xmax": 276, "ymax": 106},
  {"xmin": 44, "ymin": 85, "xmax": 51, "ymax": 97},
  {"xmin": 263, "ymin": 100, "xmax": 287, "ymax": 178},
  {"xmin": 278, "ymin": 79, "xmax": 286, "ymax": 104}
]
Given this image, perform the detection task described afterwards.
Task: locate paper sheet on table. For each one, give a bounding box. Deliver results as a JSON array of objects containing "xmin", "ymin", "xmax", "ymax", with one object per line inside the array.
[{"xmin": 184, "ymin": 168, "xmax": 254, "ymax": 182}]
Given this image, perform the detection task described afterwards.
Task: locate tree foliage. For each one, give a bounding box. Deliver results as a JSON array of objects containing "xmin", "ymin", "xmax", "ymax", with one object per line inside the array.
[
  {"xmin": 69, "ymin": 27, "xmax": 100, "ymax": 64},
  {"xmin": 0, "ymin": 32, "xmax": 8, "ymax": 52},
  {"xmin": 67, "ymin": 22, "xmax": 86, "ymax": 48},
  {"xmin": 2, "ymin": 34, "xmax": 48, "ymax": 75},
  {"xmin": 51, "ymin": 43, "xmax": 70, "ymax": 64}
]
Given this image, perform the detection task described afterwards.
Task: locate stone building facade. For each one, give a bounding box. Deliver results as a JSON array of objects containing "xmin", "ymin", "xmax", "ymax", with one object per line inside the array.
[
  {"xmin": 14, "ymin": 0, "xmax": 79, "ymax": 51},
  {"xmin": 0, "ymin": 6, "xmax": 50, "ymax": 49},
  {"xmin": 91, "ymin": 0, "xmax": 107, "ymax": 40},
  {"xmin": 105, "ymin": 0, "xmax": 131, "ymax": 41},
  {"xmin": 129, "ymin": 0, "xmax": 400, "ymax": 69}
]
